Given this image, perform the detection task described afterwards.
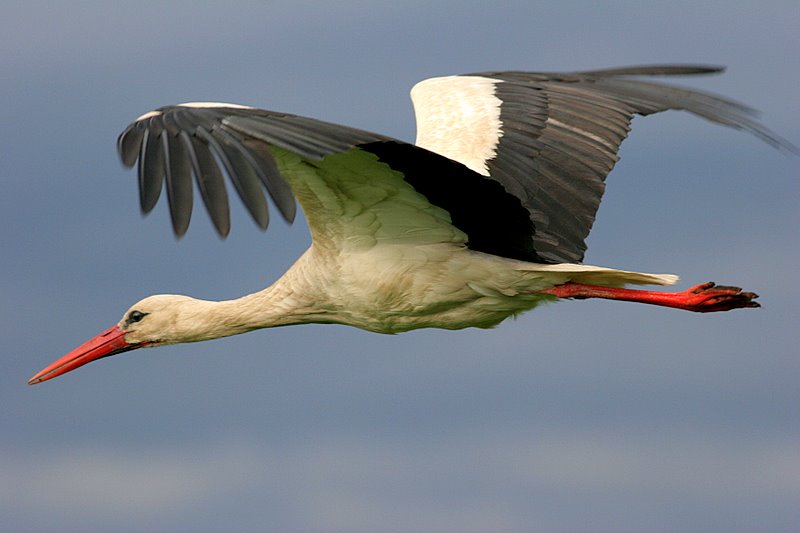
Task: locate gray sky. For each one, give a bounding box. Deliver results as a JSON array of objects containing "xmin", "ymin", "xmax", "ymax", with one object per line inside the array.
[{"xmin": 2, "ymin": 1, "xmax": 799, "ymax": 531}]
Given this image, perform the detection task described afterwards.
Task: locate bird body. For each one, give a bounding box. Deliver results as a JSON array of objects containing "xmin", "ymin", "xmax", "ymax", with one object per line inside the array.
[
  {"xmin": 28, "ymin": 65, "xmax": 793, "ymax": 384},
  {"xmin": 126, "ymin": 243, "xmax": 676, "ymax": 347}
]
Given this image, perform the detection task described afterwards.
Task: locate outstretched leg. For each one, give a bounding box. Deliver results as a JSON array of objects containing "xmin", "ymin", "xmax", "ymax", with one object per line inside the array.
[{"xmin": 539, "ymin": 282, "xmax": 759, "ymax": 312}]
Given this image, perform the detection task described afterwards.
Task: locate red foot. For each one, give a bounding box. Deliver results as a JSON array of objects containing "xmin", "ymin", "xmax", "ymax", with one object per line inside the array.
[
  {"xmin": 674, "ymin": 282, "xmax": 760, "ymax": 312},
  {"xmin": 541, "ymin": 281, "xmax": 759, "ymax": 313}
]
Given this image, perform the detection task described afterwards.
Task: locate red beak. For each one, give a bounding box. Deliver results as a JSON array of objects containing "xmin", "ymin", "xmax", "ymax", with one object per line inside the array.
[{"xmin": 28, "ymin": 325, "xmax": 142, "ymax": 385}]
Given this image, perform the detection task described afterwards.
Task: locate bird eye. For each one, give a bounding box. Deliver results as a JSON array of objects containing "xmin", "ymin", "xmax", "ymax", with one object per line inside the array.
[{"xmin": 126, "ymin": 310, "xmax": 148, "ymax": 325}]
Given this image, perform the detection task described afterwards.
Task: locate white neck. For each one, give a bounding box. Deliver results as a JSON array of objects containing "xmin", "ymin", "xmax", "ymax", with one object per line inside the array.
[
  {"xmin": 170, "ymin": 250, "xmax": 334, "ymax": 343},
  {"xmin": 210, "ymin": 281, "xmax": 329, "ymax": 336}
]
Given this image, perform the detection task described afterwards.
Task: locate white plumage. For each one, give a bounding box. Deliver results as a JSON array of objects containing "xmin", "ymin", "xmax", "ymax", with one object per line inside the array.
[
  {"xmin": 29, "ymin": 65, "xmax": 793, "ymax": 385},
  {"xmin": 411, "ymin": 75, "xmax": 503, "ymax": 175}
]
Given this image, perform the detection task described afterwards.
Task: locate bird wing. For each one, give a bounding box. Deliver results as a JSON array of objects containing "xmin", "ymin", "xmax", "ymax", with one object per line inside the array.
[
  {"xmin": 118, "ymin": 66, "xmax": 792, "ymax": 262},
  {"xmin": 411, "ymin": 65, "xmax": 795, "ymax": 263},
  {"xmin": 117, "ymin": 104, "xmax": 539, "ymax": 255}
]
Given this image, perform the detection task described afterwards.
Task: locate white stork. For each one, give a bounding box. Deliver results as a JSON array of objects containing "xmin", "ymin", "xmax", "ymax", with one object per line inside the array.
[{"xmin": 29, "ymin": 65, "xmax": 794, "ymax": 385}]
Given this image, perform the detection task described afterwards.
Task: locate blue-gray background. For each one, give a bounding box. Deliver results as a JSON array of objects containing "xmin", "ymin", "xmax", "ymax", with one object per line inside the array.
[{"xmin": 2, "ymin": 2, "xmax": 798, "ymax": 532}]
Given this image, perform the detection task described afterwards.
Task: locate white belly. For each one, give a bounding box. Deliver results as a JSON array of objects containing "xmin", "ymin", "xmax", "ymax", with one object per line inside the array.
[{"xmin": 312, "ymin": 243, "xmax": 558, "ymax": 333}]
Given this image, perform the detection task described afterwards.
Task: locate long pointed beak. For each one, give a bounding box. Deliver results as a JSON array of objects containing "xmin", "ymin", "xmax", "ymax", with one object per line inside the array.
[{"xmin": 28, "ymin": 325, "xmax": 141, "ymax": 385}]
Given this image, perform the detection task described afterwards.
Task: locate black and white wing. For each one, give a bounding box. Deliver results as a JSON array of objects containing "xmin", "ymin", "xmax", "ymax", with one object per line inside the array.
[
  {"xmin": 117, "ymin": 103, "xmax": 535, "ymax": 257},
  {"xmin": 411, "ymin": 65, "xmax": 795, "ymax": 263},
  {"xmin": 117, "ymin": 66, "xmax": 793, "ymax": 263}
]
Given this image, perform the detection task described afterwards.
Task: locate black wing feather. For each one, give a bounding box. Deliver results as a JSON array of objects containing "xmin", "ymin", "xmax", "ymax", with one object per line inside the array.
[
  {"xmin": 117, "ymin": 122, "xmax": 144, "ymax": 167},
  {"xmin": 161, "ymin": 126, "xmax": 193, "ymax": 236},
  {"xmin": 139, "ymin": 117, "xmax": 166, "ymax": 214},
  {"xmin": 207, "ymin": 126, "xmax": 270, "ymax": 231}
]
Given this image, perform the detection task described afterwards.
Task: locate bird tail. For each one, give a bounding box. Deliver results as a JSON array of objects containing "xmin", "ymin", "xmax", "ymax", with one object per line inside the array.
[{"xmin": 519, "ymin": 263, "xmax": 679, "ymax": 288}]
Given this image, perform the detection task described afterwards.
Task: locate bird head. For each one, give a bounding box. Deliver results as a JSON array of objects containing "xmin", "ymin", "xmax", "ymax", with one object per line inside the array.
[{"xmin": 28, "ymin": 294, "xmax": 202, "ymax": 385}]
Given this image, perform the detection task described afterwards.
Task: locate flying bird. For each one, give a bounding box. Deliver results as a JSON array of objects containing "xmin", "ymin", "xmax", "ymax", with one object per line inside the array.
[{"xmin": 29, "ymin": 65, "xmax": 795, "ymax": 385}]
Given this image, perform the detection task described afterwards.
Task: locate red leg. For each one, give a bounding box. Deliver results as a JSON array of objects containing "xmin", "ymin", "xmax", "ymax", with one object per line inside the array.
[{"xmin": 539, "ymin": 282, "xmax": 759, "ymax": 313}]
